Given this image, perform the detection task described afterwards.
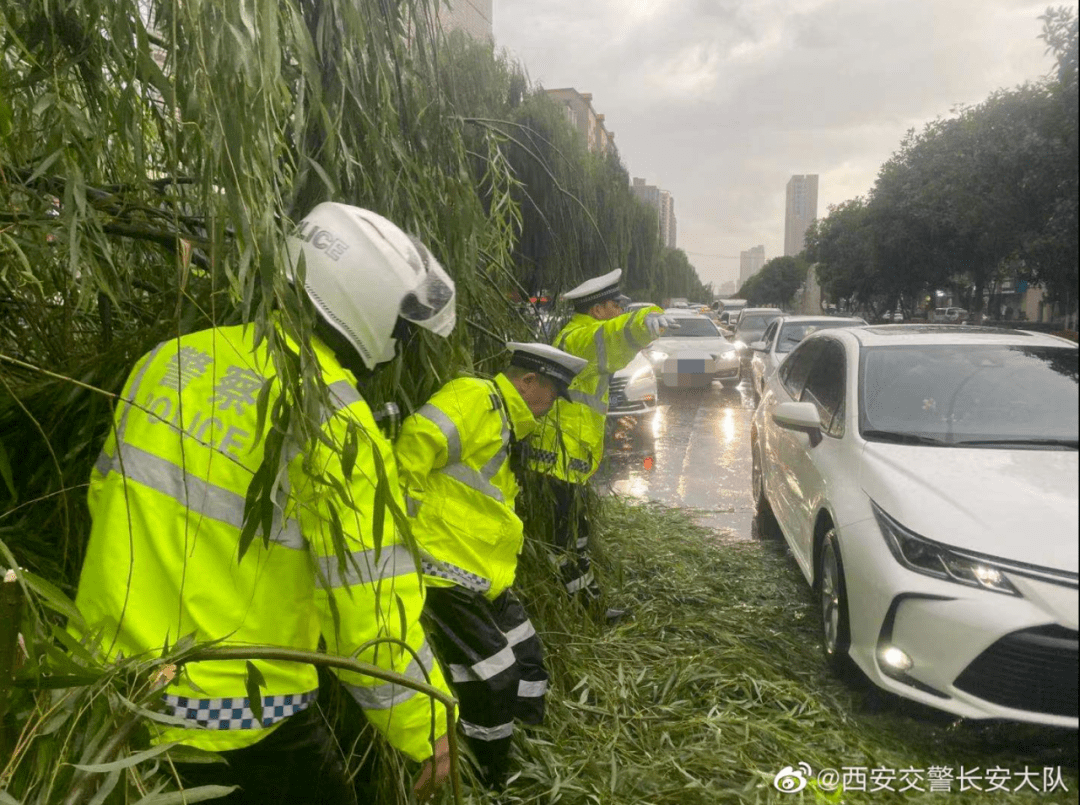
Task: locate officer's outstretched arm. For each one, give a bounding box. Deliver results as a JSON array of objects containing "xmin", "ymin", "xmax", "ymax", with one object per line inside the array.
[{"xmin": 595, "ymin": 305, "xmax": 663, "ymax": 371}]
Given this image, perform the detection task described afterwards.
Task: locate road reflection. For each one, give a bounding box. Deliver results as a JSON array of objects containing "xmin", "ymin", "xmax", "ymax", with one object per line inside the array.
[{"xmin": 595, "ymin": 381, "xmax": 759, "ymax": 539}]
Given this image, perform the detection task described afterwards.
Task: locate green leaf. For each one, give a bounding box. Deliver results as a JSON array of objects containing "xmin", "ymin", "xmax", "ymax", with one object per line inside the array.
[
  {"xmin": 253, "ymin": 376, "xmax": 274, "ymax": 448},
  {"xmin": 303, "ymin": 155, "xmax": 339, "ymax": 195},
  {"xmin": 245, "ymin": 661, "xmax": 265, "ymax": 724},
  {"xmin": 161, "ymin": 745, "xmax": 229, "ymax": 766},
  {"xmin": 238, "ymin": 461, "xmax": 271, "ymax": 562},
  {"xmin": 371, "ymin": 474, "xmax": 387, "ymax": 557},
  {"xmin": 87, "ymin": 769, "xmax": 121, "ymax": 805},
  {"xmin": 340, "ymin": 423, "xmax": 357, "ymax": 481},
  {"xmin": 326, "ymin": 503, "xmax": 351, "ymax": 591},
  {"xmin": 71, "ymin": 742, "xmax": 178, "ymax": 773},
  {"xmin": 0, "ymin": 93, "xmax": 12, "ymax": 139},
  {"xmin": 133, "ymin": 786, "xmax": 238, "ymax": 804},
  {"xmin": 19, "ymin": 570, "xmax": 84, "ymax": 627},
  {"xmin": 395, "ymin": 593, "xmax": 407, "ymax": 644},
  {"xmin": 0, "ymin": 436, "xmax": 15, "ymax": 500}
]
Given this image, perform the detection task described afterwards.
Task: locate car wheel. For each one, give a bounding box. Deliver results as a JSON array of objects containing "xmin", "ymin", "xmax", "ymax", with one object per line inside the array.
[
  {"xmin": 818, "ymin": 528, "xmax": 853, "ymax": 675},
  {"xmin": 751, "ymin": 437, "xmax": 779, "ymax": 539}
]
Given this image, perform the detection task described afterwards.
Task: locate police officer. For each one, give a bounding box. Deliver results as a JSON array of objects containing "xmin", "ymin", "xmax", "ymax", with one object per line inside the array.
[
  {"xmin": 395, "ymin": 343, "xmax": 585, "ymax": 787},
  {"xmin": 525, "ymin": 269, "xmax": 678, "ymax": 616},
  {"xmin": 74, "ymin": 203, "xmax": 458, "ymax": 804}
]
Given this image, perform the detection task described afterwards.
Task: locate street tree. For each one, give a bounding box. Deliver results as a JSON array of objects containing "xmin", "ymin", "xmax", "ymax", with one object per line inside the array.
[{"xmin": 738, "ymin": 256, "xmax": 807, "ymax": 308}]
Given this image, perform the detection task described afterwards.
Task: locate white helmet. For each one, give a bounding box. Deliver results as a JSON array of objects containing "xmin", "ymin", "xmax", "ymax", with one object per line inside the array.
[{"xmin": 286, "ymin": 203, "xmax": 456, "ymax": 369}]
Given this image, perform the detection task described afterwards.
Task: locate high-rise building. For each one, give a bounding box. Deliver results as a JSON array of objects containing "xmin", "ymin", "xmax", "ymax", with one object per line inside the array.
[
  {"xmin": 784, "ymin": 174, "xmax": 818, "ymax": 256},
  {"xmin": 631, "ymin": 177, "xmax": 677, "ymax": 248},
  {"xmin": 545, "ymin": 89, "xmax": 617, "ymax": 157},
  {"xmin": 437, "ymin": 0, "xmax": 493, "ymax": 41},
  {"xmin": 739, "ymin": 245, "xmax": 765, "ymax": 288}
]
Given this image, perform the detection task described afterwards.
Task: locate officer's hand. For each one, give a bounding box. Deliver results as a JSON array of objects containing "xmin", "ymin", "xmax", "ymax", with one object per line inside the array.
[
  {"xmin": 413, "ymin": 734, "xmax": 452, "ymax": 800},
  {"xmin": 645, "ymin": 313, "xmax": 680, "ymax": 338}
]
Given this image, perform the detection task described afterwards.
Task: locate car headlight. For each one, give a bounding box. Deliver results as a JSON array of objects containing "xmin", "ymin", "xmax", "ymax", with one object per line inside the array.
[
  {"xmin": 718, "ymin": 349, "xmax": 736, "ymax": 360},
  {"xmin": 872, "ymin": 502, "xmax": 1020, "ymax": 596},
  {"xmin": 732, "ymin": 340, "xmax": 747, "ymax": 352},
  {"xmin": 647, "ymin": 349, "xmax": 667, "ymax": 363},
  {"xmin": 629, "ymin": 366, "xmax": 652, "ymax": 383}
]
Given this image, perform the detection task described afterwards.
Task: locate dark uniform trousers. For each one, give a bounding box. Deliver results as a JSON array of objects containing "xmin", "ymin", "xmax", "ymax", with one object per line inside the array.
[
  {"xmin": 547, "ymin": 476, "xmax": 603, "ymax": 603},
  {"xmin": 174, "ymin": 705, "xmax": 357, "ymax": 805},
  {"xmin": 423, "ymin": 586, "xmax": 547, "ymax": 786}
]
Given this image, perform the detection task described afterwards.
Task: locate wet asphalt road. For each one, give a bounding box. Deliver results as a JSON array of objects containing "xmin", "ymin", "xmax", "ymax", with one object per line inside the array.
[{"xmin": 593, "ymin": 378, "xmax": 760, "ymax": 540}]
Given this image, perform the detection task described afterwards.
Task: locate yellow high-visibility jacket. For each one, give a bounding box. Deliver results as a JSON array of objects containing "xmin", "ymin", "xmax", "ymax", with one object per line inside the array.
[
  {"xmin": 74, "ymin": 324, "xmax": 449, "ymax": 760},
  {"xmin": 526, "ymin": 306, "xmax": 661, "ymax": 484},
  {"xmin": 395, "ymin": 374, "xmax": 537, "ymax": 601}
]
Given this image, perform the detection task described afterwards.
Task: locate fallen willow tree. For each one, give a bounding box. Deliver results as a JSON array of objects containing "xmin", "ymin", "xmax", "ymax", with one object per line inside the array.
[
  {"xmin": 0, "ymin": 0, "xmax": 518, "ymax": 800},
  {"xmin": 0, "ymin": 0, "xmax": 704, "ymax": 802}
]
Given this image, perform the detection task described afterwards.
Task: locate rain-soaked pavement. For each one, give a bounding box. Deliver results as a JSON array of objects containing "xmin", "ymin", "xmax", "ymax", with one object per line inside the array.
[{"xmin": 593, "ymin": 379, "xmax": 759, "ymax": 540}]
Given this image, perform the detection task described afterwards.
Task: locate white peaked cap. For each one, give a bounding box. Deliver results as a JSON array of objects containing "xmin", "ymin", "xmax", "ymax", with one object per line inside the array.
[
  {"xmin": 562, "ymin": 268, "xmax": 623, "ymax": 306},
  {"xmin": 506, "ymin": 342, "xmax": 588, "ymax": 397}
]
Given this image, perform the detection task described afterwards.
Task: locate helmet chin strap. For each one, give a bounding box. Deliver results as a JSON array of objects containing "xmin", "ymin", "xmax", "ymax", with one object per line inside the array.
[
  {"xmin": 392, "ymin": 318, "xmax": 422, "ymax": 360},
  {"xmin": 314, "ymin": 315, "xmax": 371, "ymax": 380}
]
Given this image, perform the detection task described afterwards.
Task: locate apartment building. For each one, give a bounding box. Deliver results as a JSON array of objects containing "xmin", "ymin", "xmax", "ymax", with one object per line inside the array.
[
  {"xmin": 739, "ymin": 245, "xmax": 765, "ymax": 287},
  {"xmin": 545, "ymin": 88, "xmax": 617, "ymax": 157},
  {"xmin": 631, "ymin": 177, "xmax": 677, "ymax": 248},
  {"xmin": 784, "ymin": 174, "xmax": 818, "ymax": 257}
]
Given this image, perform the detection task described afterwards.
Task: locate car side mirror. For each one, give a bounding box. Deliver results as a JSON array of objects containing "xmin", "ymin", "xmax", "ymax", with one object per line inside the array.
[
  {"xmin": 750, "ymin": 341, "xmax": 767, "ymax": 351},
  {"xmin": 772, "ymin": 401, "xmax": 822, "ymax": 446}
]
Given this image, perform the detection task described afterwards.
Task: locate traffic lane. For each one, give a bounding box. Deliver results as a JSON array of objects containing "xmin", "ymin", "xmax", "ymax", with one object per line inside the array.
[{"xmin": 594, "ymin": 379, "xmax": 763, "ymax": 539}]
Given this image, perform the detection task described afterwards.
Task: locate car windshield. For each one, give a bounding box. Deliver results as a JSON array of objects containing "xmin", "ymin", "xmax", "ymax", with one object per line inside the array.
[
  {"xmin": 736, "ymin": 313, "xmax": 780, "ymax": 335},
  {"xmin": 860, "ymin": 345, "xmax": 1079, "ymax": 447},
  {"xmin": 776, "ymin": 320, "xmax": 863, "ymax": 353},
  {"xmin": 662, "ymin": 317, "xmax": 718, "ymax": 337}
]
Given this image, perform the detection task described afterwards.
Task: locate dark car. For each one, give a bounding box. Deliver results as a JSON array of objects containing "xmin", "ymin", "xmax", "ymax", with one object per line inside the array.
[{"xmin": 731, "ymin": 307, "xmax": 783, "ymax": 374}]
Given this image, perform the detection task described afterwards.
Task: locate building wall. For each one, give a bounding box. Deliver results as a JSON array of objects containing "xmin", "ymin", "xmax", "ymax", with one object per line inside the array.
[
  {"xmin": 784, "ymin": 174, "xmax": 819, "ymax": 257},
  {"xmin": 632, "ymin": 177, "xmax": 677, "ymax": 248},
  {"xmin": 437, "ymin": 0, "xmax": 493, "ymax": 41},
  {"xmin": 739, "ymin": 245, "xmax": 765, "ymax": 287},
  {"xmin": 545, "ymin": 88, "xmax": 616, "ymax": 158},
  {"xmin": 659, "ymin": 190, "xmax": 676, "ymax": 248}
]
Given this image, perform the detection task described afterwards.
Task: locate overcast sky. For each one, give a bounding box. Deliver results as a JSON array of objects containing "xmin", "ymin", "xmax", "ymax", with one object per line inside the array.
[{"xmin": 492, "ymin": 0, "xmax": 1073, "ymax": 290}]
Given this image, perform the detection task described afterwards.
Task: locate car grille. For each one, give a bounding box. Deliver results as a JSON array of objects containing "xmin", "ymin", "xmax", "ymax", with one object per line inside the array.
[
  {"xmin": 953, "ymin": 625, "xmax": 1078, "ymax": 718},
  {"xmin": 608, "ymin": 376, "xmax": 628, "ymax": 409}
]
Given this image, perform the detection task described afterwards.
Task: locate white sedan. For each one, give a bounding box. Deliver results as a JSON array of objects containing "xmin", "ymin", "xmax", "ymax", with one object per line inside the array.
[
  {"xmin": 644, "ymin": 315, "xmax": 740, "ymax": 389},
  {"xmin": 607, "ymin": 351, "xmax": 658, "ymax": 424},
  {"xmin": 751, "ymin": 325, "xmax": 1078, "ymax": 726},
  {"xmin": 749, "ymin": 315, "xmax": 866, "ymax": 400}
]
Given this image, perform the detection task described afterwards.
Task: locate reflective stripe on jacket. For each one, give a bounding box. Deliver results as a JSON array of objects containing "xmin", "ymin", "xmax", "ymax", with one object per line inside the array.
[
  {"xmin": 395, "ymin": 374, "xmax": 537, "ymax": 600},
  {"xmin": 526, "ymin": 306, "xmax": 661, "ymax": 483},
  {"xmin": 74, "ymin": 325, "xmax": 449, "ymax": 760}
]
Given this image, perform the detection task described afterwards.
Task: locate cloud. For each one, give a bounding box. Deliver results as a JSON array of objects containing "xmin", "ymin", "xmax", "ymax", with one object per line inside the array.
[
  {"xmin": 494, "ymin": 0, "xmax": 1063, "ymax": 286},
  {"xmin": 641, "ymin": 43, "xmax": 723, "ymax": 99}
]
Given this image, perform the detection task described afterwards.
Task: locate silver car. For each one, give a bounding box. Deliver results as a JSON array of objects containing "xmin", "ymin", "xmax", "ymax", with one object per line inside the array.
[
  {"xmin": 730, "ymin": 308, "xmax": 784, "ymax": 377},
  {"xmin": 749, "ymin": 315, "xmax": 867, "ymax": 399},
  {"xmin": 644, "ymin": 315, "xmax": 740, "ymax": 389},
  {"xmin": 608, "ymin": 351, "xmax": 658, "ymax": 422}
]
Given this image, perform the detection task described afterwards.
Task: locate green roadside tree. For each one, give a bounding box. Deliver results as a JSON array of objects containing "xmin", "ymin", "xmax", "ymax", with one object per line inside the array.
[
  {"xmin": 738, "ymin": 256, "xmax": 807, "ymax": 308},
  {"xmin": 804, "ymin": 198, "xmax": 878, "ymax": 312}
]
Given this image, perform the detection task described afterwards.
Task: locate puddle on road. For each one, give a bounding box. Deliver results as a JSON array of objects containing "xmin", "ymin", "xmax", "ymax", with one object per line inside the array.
[
  {"xmin": 596, "ymin": 386, "xmax": 759, "ymax": 542},
  {"xmin": 687, "ymin": 508, "xmax": 755, "ymax": 541}
]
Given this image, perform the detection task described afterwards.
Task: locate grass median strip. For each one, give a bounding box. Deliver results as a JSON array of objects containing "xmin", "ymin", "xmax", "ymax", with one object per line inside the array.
[{"xmin": 475, "ymin": 498, "xmax": 1079, "ymax": 804}]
